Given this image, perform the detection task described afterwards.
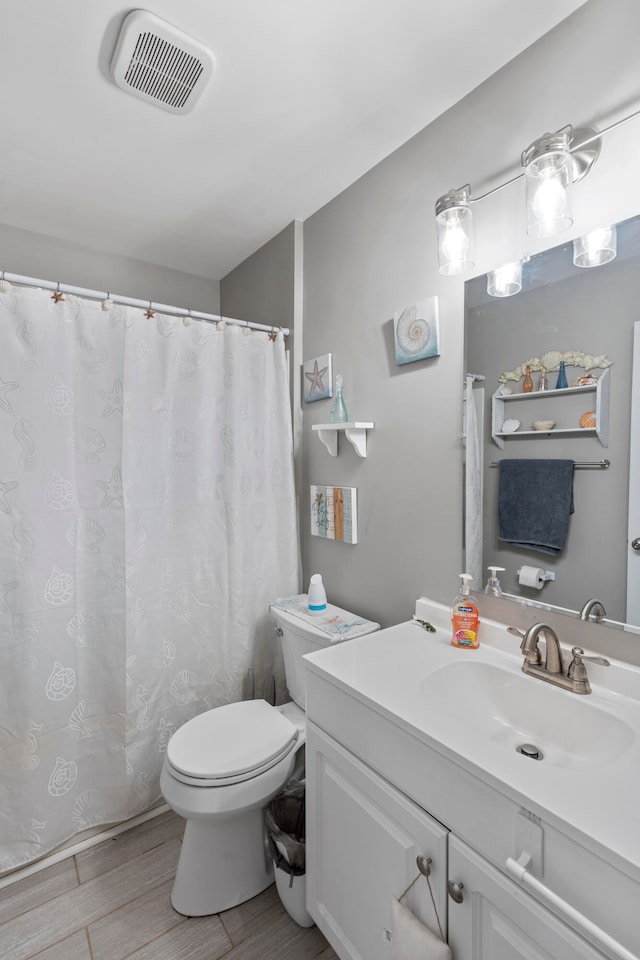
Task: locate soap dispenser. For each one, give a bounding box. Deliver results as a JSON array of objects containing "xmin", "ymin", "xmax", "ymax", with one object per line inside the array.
[
  {"xmin": 307, "ymin": 574, "xmax": 327, "ymax": 614},
  {"xmin": 451, "ymin": 573, "xmax": 479, "ymax": 649},
  {"xmin": 484, "ymin": 566, "xmax": 505, "ymax": 597}
]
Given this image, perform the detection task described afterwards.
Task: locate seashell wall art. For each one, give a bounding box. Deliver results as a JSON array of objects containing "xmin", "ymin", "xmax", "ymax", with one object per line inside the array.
[{"xmin": 393, "ymin": 296, "xmax": 440, "ymax": 365}]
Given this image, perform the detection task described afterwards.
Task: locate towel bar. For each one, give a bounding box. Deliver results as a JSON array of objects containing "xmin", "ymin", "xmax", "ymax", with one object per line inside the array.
[{"xmin": 491, "ymin": 459, "xmax": 610, "ymax": 469}]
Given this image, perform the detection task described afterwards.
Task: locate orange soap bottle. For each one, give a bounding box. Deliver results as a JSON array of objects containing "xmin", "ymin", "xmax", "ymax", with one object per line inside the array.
[{"xmin": 451, "ymin": 574, "xmax": 480, "ymax": 649}]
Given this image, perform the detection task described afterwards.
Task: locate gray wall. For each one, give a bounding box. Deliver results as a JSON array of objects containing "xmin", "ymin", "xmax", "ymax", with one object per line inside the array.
[
  {"xmin": 227, "ymin": 0, "xmax": 640, "ymax": 630},
  {"xmin": 466, "ymin": 243, "xmax": 640, "ymax": 620},
  {"xmin": 0, "ymin": 222, "xmax": 219, "ymax": 313}
]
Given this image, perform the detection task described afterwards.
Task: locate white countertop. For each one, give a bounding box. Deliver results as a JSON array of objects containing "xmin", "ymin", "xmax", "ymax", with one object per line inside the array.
[{"xmin": 303, "ymin": 598, "xmax": 640, "ymax": 885}]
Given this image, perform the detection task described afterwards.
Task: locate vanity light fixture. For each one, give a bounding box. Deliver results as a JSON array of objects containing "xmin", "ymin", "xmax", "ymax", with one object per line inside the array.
[
  {"xmin": 435, "ymin": 104, "xmax": 640, "ymax": 277},
  {"xmin": 486, "ymin": 260, "xmax": 523, "ymax": 298},
  {"xmin": 573, "ymin": 224, "xmax": 617, "ymax": 268},
  {"xmin": 435, "ymin": 185, "xmax": 474, "ymax": 276}
]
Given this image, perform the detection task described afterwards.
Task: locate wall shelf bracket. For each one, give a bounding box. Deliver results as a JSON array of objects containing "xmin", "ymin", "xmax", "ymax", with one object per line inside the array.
[{"xmin": 312, "ymin": 422, "xmax": 374, "ymax": 458}]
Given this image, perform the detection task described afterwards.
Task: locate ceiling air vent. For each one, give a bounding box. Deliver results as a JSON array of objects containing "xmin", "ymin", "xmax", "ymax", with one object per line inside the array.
[{"xmin": 111, "ymin": 10, "xmax": 214, "ymax": 114}]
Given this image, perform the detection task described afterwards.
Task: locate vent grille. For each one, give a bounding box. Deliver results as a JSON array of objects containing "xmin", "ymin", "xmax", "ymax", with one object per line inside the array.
[
  {"xmin": 124, "ymin": 32, "xmax": 204, "ymax": 110},
  {"xmin": 111, "ymin": 11, "xmax": 214, "ymax": 114}
]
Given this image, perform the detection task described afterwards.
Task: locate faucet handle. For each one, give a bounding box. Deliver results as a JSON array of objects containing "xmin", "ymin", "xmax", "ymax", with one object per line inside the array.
[{"xmin": 568, "ymin": 646, "xmax": 610, "ymax": 682}]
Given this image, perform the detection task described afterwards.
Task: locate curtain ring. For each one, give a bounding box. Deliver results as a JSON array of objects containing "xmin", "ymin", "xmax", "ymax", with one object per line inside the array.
[
  {"xmin": 102, "ymin": 291, "xmax": 114, "ymax": 312},
  {"xmin": 144, "ymin": 301, "xmax": 155, "ymax": 319},
  {"xmin": 0, "ymin": 270, "xmax": 11, "ymax": 294},
  {"xmin": 51, "ymin": 281, "xmax": 65, "ymax": 303},
  {"xmin": 183, "ymin": 309, "xmax": 193, "ymax": 327},
  {"xmin": 242, "ymin": 319, "xmax": 251, "ymax": 337}
]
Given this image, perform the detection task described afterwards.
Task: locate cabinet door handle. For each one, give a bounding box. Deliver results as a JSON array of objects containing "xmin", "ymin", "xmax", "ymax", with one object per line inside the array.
[
  {"xmin": 447, "ymin": 880, "xmax": 464, "ymax": 903},
  {"xmin": 505, "ymin": 858, "xmax": 637, "ymax": 960}
]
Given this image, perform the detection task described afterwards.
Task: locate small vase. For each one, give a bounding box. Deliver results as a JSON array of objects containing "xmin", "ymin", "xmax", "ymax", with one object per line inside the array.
[
  {"xmin": 329, "ymin": 375, "xmax": 349, "ymax": 423},
  {"xmin": 522, "ymin": 365, "xmax": 534, "ymax": 393},
  {"xmin": 555, "ymin": 360, "xmax": 568, "ymax": 389},
  {"xmin": 537, "ymin": 367, "xmax": 548, "ymax": 391}
]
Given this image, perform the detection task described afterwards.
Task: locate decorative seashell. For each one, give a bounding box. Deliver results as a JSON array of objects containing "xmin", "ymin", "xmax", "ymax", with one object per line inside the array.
[
  {"xmin": 67, "ymin": 608, "xmax": 99, "ymax": 645},
  {"xmin": 395, "ymin": 304, "xmax": 432, "ymax": 355},
  {"xmin": 0, "ymin": 279, "xmax": 12, "ymax": 293},
  {"xmin": 73, "ymin": 335, "xmax": 108, "ymax": 373},
  {"xmin": 44, "ymin": 566, "xmax": 74, "ymax": 605},
  {"xmin": 153, "ymin": 391, "xmax": 173, "ymax": 421},
  {"xmin": 170, "ymin": 428, "xmax": 197, "ymax": 462},
  {"xmin": 532, "ymin": 420, "xmax": 556, "ymax": 431},
  {"xmin": 101, "ymin": 298, "xmax": 113, "ymax": 311},
  {"xmin": 169, "ymin": 669, "xmax": 199, "ymax": 705},
  {"xmin": 66, "ymin": 516, "xmax": 105, "ymax": 553},
  {"xmin": 45, "ymin": 470, "xmax": 75, "ymax": 510},
  {"xmin": 177, "ymin": 349, "xmax": 200, "ymax": 381},
  {"xmin": 580, "ymin": 411, "xmax": 597, "ymax": 428},
  {"xmin": 496, "ymin": 385, "xmax": 513, "ymax": 396},
  {"xmin": 573, "ymin": 374, "xmax": 598, "ymax": 387},
  {"xmin": 68, "ymin": 699, "xmax": 104, "ymax": 739},
  {"xmin": 46, "ymin": 375, "xmax": 75, "ymax": 415},
  {"xmin": 46, "ymin": 660, "xmax": 77, "ymax": 700},
  {"xmin": 48, "ymin": 756, "xmax": 77, "ymax": 797},
  {"xmin": 540, "ymin": 351, "xmax": 563, "ymax": 372},
  {"xmin": 76, "ymin": 426, "xmax": 106, "ymax": 464},
  {"xmin": 501, "ymin": 419, "xmax": 520, "ymax": 433},
  {"xmin": 71, "ymin": 790, "xmax": 105, "ymax": 828}
]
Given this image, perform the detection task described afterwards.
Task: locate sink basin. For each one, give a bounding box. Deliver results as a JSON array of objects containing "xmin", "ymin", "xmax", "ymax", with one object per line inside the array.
[{"xmin": 420, "ymin": 660, "xmax": 636, "ymax": 769}]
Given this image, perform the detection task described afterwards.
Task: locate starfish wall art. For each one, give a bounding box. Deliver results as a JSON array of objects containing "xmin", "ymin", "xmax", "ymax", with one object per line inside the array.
[{"xmin": 303, "ymin": 352, "xmax": 333, "ymax": 403}]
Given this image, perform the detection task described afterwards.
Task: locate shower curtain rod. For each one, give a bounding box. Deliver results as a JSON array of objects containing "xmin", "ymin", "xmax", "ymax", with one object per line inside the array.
[{"xmin": 2, "ymin": 271, "xmax": 290, "ymax": 336}]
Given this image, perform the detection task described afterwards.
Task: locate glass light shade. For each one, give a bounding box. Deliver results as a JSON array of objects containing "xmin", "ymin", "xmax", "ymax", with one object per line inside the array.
[
  {"xmin": 487, "ymin": 260, "xmax": 522, "ymax": 298},
  {"xmin": 523, "ymin": 133, "xmax": 573, "ymax": 239},
  {"xmin": 573, "ymin": 225, "xmax": 617, "ymax": 268},
  {"xmin": 436, "ymin": 203, "xmax": 474, "ymax": 276}
]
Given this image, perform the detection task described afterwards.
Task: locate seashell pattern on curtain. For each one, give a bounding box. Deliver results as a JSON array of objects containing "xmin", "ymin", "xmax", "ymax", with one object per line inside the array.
[{"xmin": 0, "ymin": 287, "xmax": 299, "ymax": 872}]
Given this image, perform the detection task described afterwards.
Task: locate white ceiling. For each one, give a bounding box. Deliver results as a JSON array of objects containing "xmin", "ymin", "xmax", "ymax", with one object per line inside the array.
[{"xmin": 0, "ymin": 1, "xmax": 586, "ymax": 282}]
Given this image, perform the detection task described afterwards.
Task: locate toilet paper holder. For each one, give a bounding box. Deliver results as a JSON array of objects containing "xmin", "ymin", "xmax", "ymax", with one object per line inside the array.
[{"xmin": 517, "ymin": 566, "xmax": 556, "ymax": 588}]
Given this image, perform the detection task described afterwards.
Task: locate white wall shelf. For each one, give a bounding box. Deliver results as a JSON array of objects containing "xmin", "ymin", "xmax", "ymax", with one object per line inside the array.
[
  {"xmin": 312, "ymin": 422, "xmax": 374, "ymax": 458},
  {"xmin": 491, "ymin": 368, "xmax": 609, "ymax": 449}
]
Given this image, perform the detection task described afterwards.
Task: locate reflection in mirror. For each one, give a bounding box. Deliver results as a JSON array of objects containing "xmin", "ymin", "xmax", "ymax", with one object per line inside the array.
[{"xmin": 464, "ymin": 213, "xmax": 640, "ymax": 632}]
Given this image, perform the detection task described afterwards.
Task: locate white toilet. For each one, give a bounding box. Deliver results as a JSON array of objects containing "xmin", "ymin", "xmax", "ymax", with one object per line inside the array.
[{"xmin": 160, "ymin": 597, "xmax": 379, "ymax": 917}]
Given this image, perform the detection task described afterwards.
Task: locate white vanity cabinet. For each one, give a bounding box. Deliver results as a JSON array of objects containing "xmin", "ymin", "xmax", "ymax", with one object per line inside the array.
[
  {"xmin": 448, "ymin": 836, "xmax": 604, "ymax": 960},
  {"xmin": 306, "ymin": 722, "xmax": 448, "ymax": 960},
  {"xmin": 304, "ymin": 619, "xmax": 640, "ymax": 960}
]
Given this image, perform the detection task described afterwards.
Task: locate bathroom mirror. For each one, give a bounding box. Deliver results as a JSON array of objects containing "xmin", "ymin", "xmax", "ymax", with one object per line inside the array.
[{"xmin": 464, "ymin": 212, "xmax": 640, "ymax": 633}]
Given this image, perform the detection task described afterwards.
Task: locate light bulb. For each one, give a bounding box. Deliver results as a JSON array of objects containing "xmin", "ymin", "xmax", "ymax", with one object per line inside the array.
[
  {"xmin": 441, "ymin": 219, "xmax": 470, "ymax": 269},
  {"xmin": 531, "ymin": 174, "xmax": 567, "ymax": 235}
]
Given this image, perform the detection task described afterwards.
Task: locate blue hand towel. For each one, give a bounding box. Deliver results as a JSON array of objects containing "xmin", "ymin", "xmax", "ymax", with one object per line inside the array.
[{"xmin": 498, "ymin": 459, "xmax": 575, "ymax": 556}]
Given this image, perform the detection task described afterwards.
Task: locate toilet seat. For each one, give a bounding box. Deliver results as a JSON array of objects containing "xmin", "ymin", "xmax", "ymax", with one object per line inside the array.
[{"xmin": 166, "ymin": 699, "xmax": 299, "ymax": 787}]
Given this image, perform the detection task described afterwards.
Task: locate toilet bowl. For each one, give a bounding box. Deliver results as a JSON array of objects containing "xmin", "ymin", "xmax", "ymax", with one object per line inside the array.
[{"xmin": 161, "ymin": 597, "xmax": 378, "ymax": 917}]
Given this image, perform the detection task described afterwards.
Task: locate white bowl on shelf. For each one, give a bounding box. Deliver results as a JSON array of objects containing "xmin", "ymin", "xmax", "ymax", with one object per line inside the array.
[
  {"xmin": 532, "ymin": 419, "xmax": 556, "ymax": 431},
  {"xmin": 501, "ymin": 419, "xmax": 520, "ymax": 433}
]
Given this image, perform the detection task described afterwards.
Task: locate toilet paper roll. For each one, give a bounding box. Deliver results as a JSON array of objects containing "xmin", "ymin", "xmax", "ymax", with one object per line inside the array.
[{"xmin": 518, "ymin": 565, "xmax": 545, "ymax": 590}]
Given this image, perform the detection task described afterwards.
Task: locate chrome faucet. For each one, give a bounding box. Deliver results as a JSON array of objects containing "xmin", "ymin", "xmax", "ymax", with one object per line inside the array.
[
  {"xmin": 517, "ymin": 622, "xmax": 610, "ymax": 694},
  {"xmin": 579, "ymin": 598, "xmax": 607, "ymax": 622}
]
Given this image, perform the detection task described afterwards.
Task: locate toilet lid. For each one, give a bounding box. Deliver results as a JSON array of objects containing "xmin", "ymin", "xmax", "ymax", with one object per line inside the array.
[{"xmin": 166, "ymin": 699, "xmax": 299, "ymax": 782}]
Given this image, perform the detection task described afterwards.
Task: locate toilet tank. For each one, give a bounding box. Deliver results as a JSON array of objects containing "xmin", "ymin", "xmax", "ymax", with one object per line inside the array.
[{"xmin": 271, "ymin": 600, "xmax": 379, "ymax": 709}]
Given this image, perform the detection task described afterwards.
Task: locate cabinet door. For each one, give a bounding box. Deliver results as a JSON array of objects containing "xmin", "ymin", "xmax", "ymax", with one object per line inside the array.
[
  {"xmin": 306, "ymin": 721, "xmax": 448, "ymax": 960},
  {"xmin": 448, "ymin": 836, "xmax": 605, "ymax": 960}
]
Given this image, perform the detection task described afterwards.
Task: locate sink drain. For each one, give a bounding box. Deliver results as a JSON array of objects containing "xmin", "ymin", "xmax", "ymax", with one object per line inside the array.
[{"xmin": 516, "ymin": 742, "xmax": 544, "ymax": 761}]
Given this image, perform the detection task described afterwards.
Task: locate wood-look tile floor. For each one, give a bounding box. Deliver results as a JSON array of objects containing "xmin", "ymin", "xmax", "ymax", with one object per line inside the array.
[{"xmin": 0, "ymin": 811, "xmax": 339, "ymax": 960}]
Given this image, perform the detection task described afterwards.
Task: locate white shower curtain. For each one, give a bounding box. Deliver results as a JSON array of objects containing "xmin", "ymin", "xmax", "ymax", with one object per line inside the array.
[{"xmin": 0, "ymin": 287, "xmax": 299, "ymax": 872}]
